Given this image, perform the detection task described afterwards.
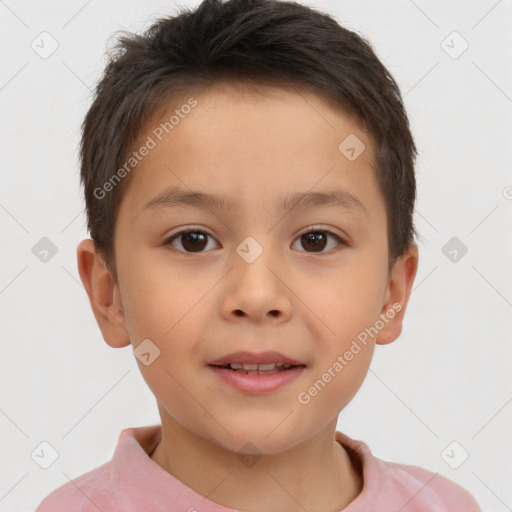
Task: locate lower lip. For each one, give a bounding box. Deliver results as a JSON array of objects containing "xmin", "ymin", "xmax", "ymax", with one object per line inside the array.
[{"xmin": 208, "ymin": 365, "xmax": 306, "ymax": 394}]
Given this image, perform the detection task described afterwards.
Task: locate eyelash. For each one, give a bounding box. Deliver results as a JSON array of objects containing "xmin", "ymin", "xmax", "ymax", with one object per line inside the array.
[{"xmin": 163, "ymin": 226, "xmax": 348, "ymax": 255}]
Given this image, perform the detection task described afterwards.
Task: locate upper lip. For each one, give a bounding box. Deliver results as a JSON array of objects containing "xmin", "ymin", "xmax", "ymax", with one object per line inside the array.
[{"xmin": 208, "ymin": 350, "xmax": 305, "ymax": 366}]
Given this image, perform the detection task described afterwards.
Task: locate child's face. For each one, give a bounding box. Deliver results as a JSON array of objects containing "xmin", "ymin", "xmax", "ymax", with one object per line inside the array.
[{"xmin": 79, "ymin": 83, "xmax": 418, "ymax": 453}]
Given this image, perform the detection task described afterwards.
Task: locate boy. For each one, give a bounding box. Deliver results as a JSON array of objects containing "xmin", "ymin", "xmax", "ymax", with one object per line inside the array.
[{"xmin": 36, "ymin": 0, "xmax": 482, "ymax": 510}]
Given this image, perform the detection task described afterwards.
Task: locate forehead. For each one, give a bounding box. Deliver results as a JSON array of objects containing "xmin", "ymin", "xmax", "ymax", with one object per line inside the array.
[{"xmin": 118, "ymin": 82, "xmax": 383, "ymax": 224}]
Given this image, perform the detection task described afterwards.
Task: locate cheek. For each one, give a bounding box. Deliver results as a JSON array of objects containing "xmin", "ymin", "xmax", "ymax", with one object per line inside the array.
[
  {"xmin": 308, "ymin": 265, "xmax": 384, "ymax": 339},
  {"xmin": 118, "ymin": 254, "xmax": 183, "ymax": 331},
  {"xmin": 121, "ymin": 276, "xmax": 210, "ymax": 373}
]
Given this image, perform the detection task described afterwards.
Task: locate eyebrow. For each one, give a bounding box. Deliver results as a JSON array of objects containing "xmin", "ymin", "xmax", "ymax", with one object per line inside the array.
[{"xmin": 144, "ymin": 186, "xmax": 369, "ymax": 217}]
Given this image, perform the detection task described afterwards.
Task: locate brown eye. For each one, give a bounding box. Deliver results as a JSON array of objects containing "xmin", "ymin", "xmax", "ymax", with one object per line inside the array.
[
  {"xmin": 301, "ymin": 232, "xmax": 328, "ymax": 252},
  {"xmin": 292, "ymin": 228, "xmax": 346, "ymax": 253},
  {"xmin": 164, "ymin": 227, "xmax": 347, "ymax": 255},
  {"xmin": 165, "ymin": 230, "xmax": 219, "ymax": 253}
]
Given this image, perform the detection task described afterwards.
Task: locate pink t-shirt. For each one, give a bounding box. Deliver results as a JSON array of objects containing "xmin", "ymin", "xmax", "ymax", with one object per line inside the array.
[{"xmin": 35, "ymin": 425, "xmax": 481, "ymax": 511}]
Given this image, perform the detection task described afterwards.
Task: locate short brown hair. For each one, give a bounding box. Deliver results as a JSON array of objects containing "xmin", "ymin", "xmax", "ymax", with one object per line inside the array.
[{"xmin": 80, "ymin": 0, "xmax": 417, "ymax": 282}]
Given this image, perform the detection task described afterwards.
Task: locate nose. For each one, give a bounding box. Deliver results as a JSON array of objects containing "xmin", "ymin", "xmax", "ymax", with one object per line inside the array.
[{"xmin": 221, "ymin": 239, "xmax": 293, "ymax": 324}]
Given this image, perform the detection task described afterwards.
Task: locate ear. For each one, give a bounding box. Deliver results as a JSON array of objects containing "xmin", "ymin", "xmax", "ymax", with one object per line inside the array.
[
  {"xmin": 76, "ymin": 239, "xmax": 131, "ymax": 348},
  {"xmin": 375, "ymin": 243, "xmax": 419, "ymax": 345}
]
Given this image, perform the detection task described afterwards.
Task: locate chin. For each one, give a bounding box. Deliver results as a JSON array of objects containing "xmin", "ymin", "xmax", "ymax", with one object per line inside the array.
[{"xmin": 206, "ymin": 418, "xmax": 307, "ymax": 456}]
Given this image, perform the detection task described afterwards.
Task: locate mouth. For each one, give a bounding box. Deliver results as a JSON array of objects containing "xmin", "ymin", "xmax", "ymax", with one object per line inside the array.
[
  {"xmin": 208, "ymin": 361, "xmax": 306, "ymax": 394},
  {"xmin": 207, "ymin": 351, "xmax": 307, "ymax": 393},
  {"xmin": 208, "ymin": 362, "xmax": 305, "ymax": 375}
]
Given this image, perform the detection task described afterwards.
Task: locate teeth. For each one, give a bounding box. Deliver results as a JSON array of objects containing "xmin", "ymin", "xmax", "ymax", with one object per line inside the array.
[
  {"xmin": 242, "ymin": 363, "xmax": 259, "ymax": 370},
  {"xmin": 256, "ymin": 363, "xmax": 277, "ymax": 371},
  {"xmin": 222, "ymin": 362, "xmax": 296, "ymax": 374},
  {"xmin": 232, "ymin": 362, "xmax": 290, "ymax": 370}
]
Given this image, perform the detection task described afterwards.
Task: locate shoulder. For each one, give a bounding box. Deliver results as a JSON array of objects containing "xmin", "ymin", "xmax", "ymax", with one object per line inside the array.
[
  {"xmin": 35, "ymin": 425, "xmax": 165, "ymax": 512},
  {"xmin": 336, "ymin": 432, "xmax": 481, "ymax": 512},
  {"xmin": 35, "ymin": 461, "xmax": 115, "ymax": 512},
  {"xmin": 383, "ymin": 460, "xmax": 482, "ymax": 512}
]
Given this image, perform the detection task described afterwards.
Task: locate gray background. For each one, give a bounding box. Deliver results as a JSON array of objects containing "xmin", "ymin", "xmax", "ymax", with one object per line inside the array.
[{"xmin": 1, "ymin": 0, "xmax": 511, "ymax": 510}]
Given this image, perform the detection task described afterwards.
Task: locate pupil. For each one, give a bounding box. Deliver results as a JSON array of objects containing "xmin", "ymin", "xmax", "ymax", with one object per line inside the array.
[
  {"xmin": 302, "ymin": 232, "xmax": 326, "ymax": 252},
  {"xmin": 183, "ymin": 232, "xmax": 206, "ymax": 251}
]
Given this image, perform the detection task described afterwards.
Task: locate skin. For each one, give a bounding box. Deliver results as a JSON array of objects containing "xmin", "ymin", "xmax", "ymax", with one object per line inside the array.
[{"xmin": 77, "ymin": 82, "xmax": 418, "ymax": 511}]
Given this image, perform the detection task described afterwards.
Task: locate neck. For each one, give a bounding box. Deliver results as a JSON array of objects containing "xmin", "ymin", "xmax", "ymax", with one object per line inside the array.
[{"xmin": 150, "ymin": 414, "xmax": 363, "ymax": 512}]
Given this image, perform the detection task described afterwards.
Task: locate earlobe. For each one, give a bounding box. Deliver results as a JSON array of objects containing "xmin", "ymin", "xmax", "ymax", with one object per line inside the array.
[
  {"xmin": 376, "ymin": 244, "xmax": 419, "ymax": 346},
  {"xmin": 76, "ymin": 239, "xmax": 131, "ymax": 348}
]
